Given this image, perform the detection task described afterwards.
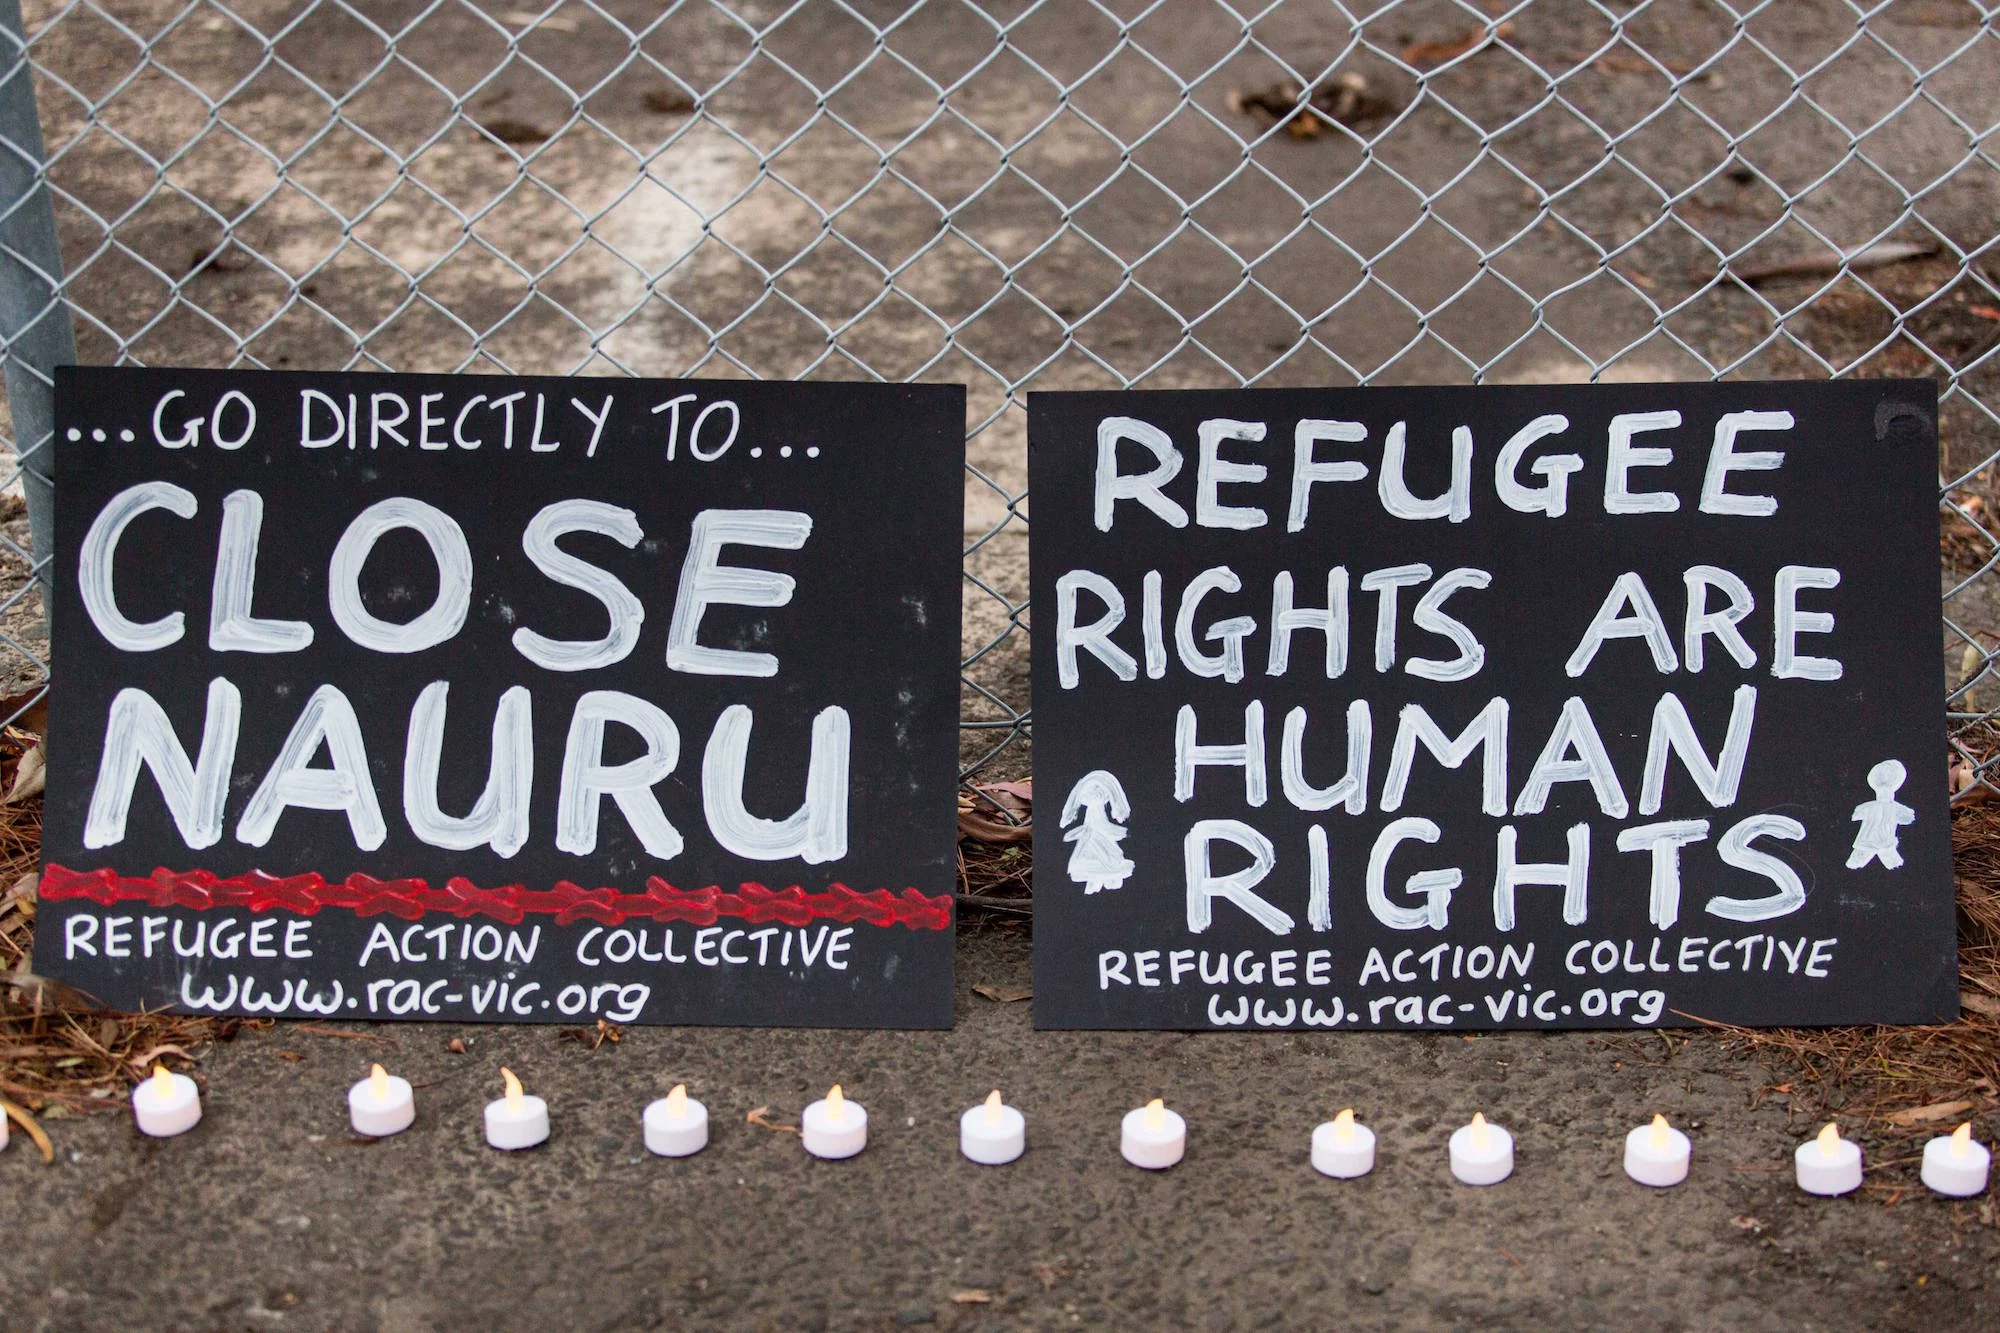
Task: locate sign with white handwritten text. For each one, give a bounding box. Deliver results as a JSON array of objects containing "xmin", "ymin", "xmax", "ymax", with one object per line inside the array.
[
  {"xmin": 1030, "ymin": 381, "xmax": 1953, "ymax": 1031},
  {"xmin": 43, "ymin": 368, "xmax": 964, "ymax": 1029}
]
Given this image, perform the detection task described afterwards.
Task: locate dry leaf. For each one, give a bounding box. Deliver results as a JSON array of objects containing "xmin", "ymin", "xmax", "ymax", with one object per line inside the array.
[
  {"xmin": 959, "ymin": 780, "xmax": 1032, "ymax": 844},
  {"xmin": 1226, "ymin": 74, "xmax": 1396, "ymax": 137},
  {"xmin": 502, "ymin": 10, "xmax": 576, "ymax": 29},
  {"xmin": 1950, "ymin": 752, "xmax": 1992, "ymax": 802},
  {"xmin": 1303, "ymin": 73, "xmax": 1395, "ymax": 133},
  {"xmin": 1735, "ymin": 239, "xmax": 1939, "ymax": 285},
  {"xmin": 644, "ymin": 88, "xmax": 696, "ymax": 115},
  {"xmin": 559, "ymin": 1018, "xmax": 623, "ymax": 1050},
  {"xmin": 293, "ymin": 1024, "xmax": 396, "ymax": 1043},
  {"xmin": 1, "ymin": 1097, "xmax": 55, "ymax": 1163},
  {"xmin": 745, "ymin": 1105, "xmax": 799, "ymax": 1134},
  {"xmin": 478, "ymin": 116, "xmax": 553, "ymax": 146},
  {"xmin": 1884, "ymin": 1099, "xmax": 1974, "ymax": 1127},
  {"xmin": 5, "ymin": 742, "xmax": 45, "ymax": 803},
  {"xmin": 951, "ymin": 1290, "xmax": 993, "ymax": 1305},
  {"xmin": 1588, "ymin": 51, "xmax": 1695, "ymax": 76},
  {"xmin": 1961, "ymin": 989, "xmax": 2000, "ymax": 1020},
  {"xmin": 127, "ymin": 1043, "xmax": 192, "ymax": 1070},
  {"xmin": 972, "ymin": 983, "xmax": 1032, "ymax": 1003},
  {"xmin": 0, "ymin": 689, "xmax": 48, "ymax": 735},
  {"xmin": 1402, "ymin": 21, "xmax": 1514, "ymax": 70}
]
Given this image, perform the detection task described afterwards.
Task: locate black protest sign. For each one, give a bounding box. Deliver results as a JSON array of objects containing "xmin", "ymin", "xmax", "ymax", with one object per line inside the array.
[
  {"xmin": 43, "ymin": 368, "xmax": 963, "ymax": 1029},
  {"xmin": 1029, "ymin": 381, "xmax": 1952, "ymax": 1031}
]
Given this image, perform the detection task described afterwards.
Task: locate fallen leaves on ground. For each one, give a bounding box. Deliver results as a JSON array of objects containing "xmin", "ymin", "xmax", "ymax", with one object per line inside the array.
[
  {"xmin": 959, "ymin": 780, "xmax": 1031, "ymax": 843},
  {"xmin": 500, "ymin": 10, "xmax": 574, "ymax": 29},
  {"xmin": 127, "ymin": 1042, "xmax": 194, "ymax": 1071},
  {"xmin": 4, "ymin": 742, "xmax": 43, "ymax": 803},
  {"xmin": 1585, "ymin": 51, "xmax": 1696, "ymax": 76},
  {"xmin": 644, "ymin": 88, "xmax": 696, "ymax": 115},
  {"xmin": 1401, "ymin": 21, "xmax": 1515, "ymax": 69},
  {"xmin": 478, "ymin": 116, "xmax": 553, "ymax": 146},
  {"xmin": 293, "ymin": 1024, "xmax": 396, "ymax": 1044},
  {"xmin": 1962, "ymin": 990, "xmax": 2000, "ymax": 1020},
  {"xmin": 0, "ymin": 774, "xmax": 236, "ymax": 1114},
  {"xmin": 1950, "ymin": 752, "xmax": 1991, "ymax": 803},
  {"xmin": 1225, "ymin": 74, "xmax": 1397, "ymax": 139},
  {"xmin": 1884, "ymin": 1098, "xmax": 1974, "ymax": 1127},
  {"xmin": 972, "ymin": 984, "xmax": 1032, "ymax": 1003},
  {"xmin": 0, "ymin": 690, "xmax": 47, "ymax": 737},
  {"xmin": 1734, "ymin": 239, "xmax": 1939, "ymax": 285},
  {"xmin": 0, "ymin": 1097, "xmax": 53, "ymax": 1163},
  {"xmin": 745, "ymin": 1105, "xmax": 799, "ymax": 1134},
  {"xmin": 951, "ymin": 1291, "xmax": 992, "ymax": 1305},
  {"xmin": 558, "ymin": 1018, "xmax": 623, "ymax": 1050}
]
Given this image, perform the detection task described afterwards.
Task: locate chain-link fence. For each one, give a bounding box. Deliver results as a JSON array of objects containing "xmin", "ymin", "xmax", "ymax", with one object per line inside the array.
[{"xmin": 1, "ymin": 0, "xmax": 1997, "ymax": 801}]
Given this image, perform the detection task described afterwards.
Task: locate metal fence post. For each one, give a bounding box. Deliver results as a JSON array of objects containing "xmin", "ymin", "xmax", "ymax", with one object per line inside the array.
[{"xmin": 0, "ymin": 0, "xmax": 70, "ymax": 603}]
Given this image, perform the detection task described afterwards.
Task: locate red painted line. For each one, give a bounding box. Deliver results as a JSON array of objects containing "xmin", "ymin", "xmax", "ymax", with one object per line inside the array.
[{"xmin": 39, "ymin": 864, "xmax": 953, "ymax": 931}]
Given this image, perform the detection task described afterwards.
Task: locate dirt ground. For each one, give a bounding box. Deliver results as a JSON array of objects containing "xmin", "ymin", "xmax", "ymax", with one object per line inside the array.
[
  {"xmin": 0, "ymin": 928, "xmax": 1990, "ymax": 1331},
  {"xmin": 3, "ymin": 3, "xmax": 1999, "ymax": 1328}
]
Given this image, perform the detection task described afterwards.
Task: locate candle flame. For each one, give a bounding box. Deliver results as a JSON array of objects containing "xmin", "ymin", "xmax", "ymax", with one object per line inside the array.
[
  {"xmin": 666, "ymin": 1084, "xmax": 687, "ymax": 1119},
  {"xmin": 985, "ymin": 1089, "xmax": 1003, "ymax": 1128},
  {"xmin": 1953, "ymin": 1122, "xmax": 1973, "ymax": 1157},
  {"xmin": 1470, "ymin": 1111, "xmax": 1489, "ymax": 1151},
  {"xmin": 1144, "ymin": 1098, "xmax": 1165, "ymax": 1132},
  {"xmin": 1817, "ymin": 1122, "xmax": 1841, "ymax": 1158},
  {"xmin": 1334, "ymin": 1108, "xmax": 1356, "ymax": 1144},
  {"xmin": 1650, "ymin": 1114, "xmax": 1670, "ymax": 1151},
  {"xmin": 370, "ymin": 1063, "xmax": 389, "ymax": 1100},
  {"xmin": 827, "ymin": 1084, "xmax": 845, "ymax": 1121},
  {"xmin": 502, "ymin": 1066, "xmax": 523, "ymax": 1113},
  {"xmin": 151, "ymin": 1064, "xmax": 173, "ymax": 1095}
]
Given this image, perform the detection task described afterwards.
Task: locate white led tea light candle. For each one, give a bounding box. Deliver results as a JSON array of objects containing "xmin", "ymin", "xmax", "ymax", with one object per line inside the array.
[
  {"xmin": 484, "ymin": 1067, "xmax": 549, "ymax": 1151},
  {"xmin": 1120, "ymin": 1098, "xmax": 1185, "ymax": 1169},
  {"xmin": 133, "ymin": 1064, "xmax": 202, "ymax": 1138},
  {"xmin": 1310, "ymin": 1108, "xmax": 1375, "ymax": 1179},
  {"xmin": 348, "ymin": 1063, "xmax": 415, "ymax": 1137},
  {"xmin": 960, "ymin": 1089, "xmax": 1025, "ymax": 1165},
  {"xmin": 1920, "ymin": 1122, "xmax": 1990, "ymax": 1198},
  {"xmin": 1795, "ymin": 1121, "xmax": 1862, "ymax": 1196},
  {"xmin": 1623, "ymin": 1114, "xmax": 1690, "ymax": 1188},
  {"xmin": 643, "ymin": 1084, "xmax": 709, "ymax": 1158},
  {"xmin": 1449, "ymin": 1112, "xmax": 1512, "ymax": 1185},
  {"xmin": 801, "ymin": 1084, "xmax": 867, "ymax": 1159}
]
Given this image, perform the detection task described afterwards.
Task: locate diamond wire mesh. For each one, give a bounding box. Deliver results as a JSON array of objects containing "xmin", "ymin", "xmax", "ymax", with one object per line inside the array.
[{"xmin": 0, "ymin": 0, "xmax": 1996, "ymax": 804}]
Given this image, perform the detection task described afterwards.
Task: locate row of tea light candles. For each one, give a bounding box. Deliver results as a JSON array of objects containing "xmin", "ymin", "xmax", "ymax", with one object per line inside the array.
[{"xmin": 123, "ymin": 1063, "xmax": 1993, "ymax": 1198}]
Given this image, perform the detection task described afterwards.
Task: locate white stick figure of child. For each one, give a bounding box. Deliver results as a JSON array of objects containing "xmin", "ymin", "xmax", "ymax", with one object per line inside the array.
[{"xmin": 1847, "ymin": 760, "xmax": 1915, "ymax": 871}]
